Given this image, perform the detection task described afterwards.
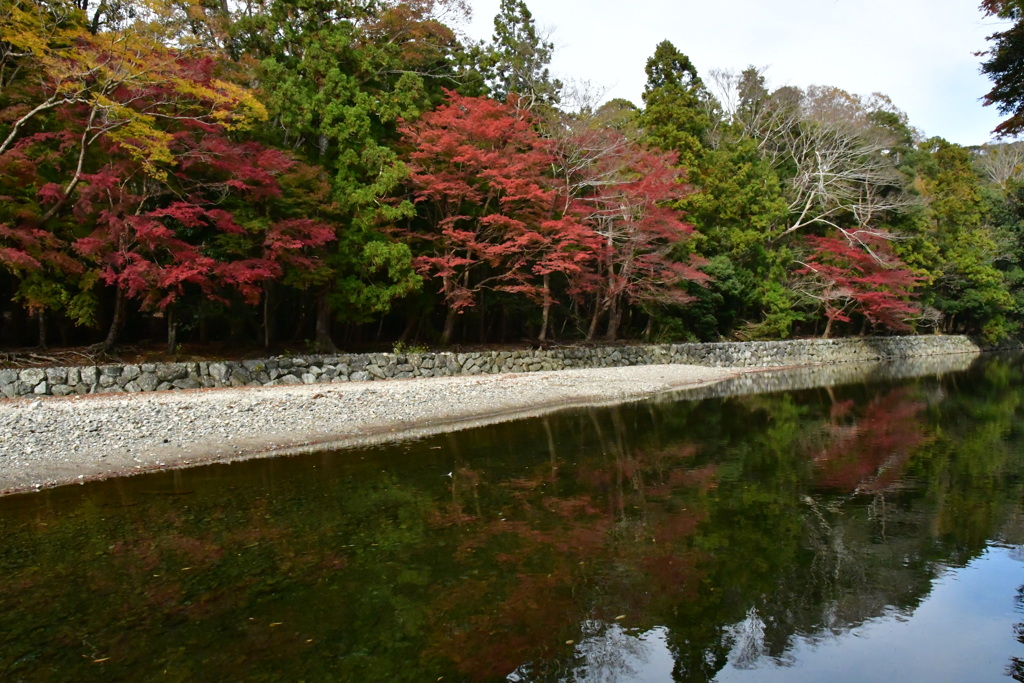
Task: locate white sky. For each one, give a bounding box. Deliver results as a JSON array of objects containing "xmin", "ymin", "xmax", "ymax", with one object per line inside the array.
[{"xmin": 459, "ymin": 0, "xmax": 1009, "ymax": 147}]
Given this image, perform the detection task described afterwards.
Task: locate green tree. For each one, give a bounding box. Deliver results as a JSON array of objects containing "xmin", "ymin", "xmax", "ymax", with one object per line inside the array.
[
  {"xmin": 679, "ymin": 135, "xmax": 790, "ymax": 339},
  {"xmin": 232, "ymin": 0, "xmax": 462, "ymax": 349},
  {"xmin": 480, "ymin": 0, "xmax": 561, "ymax": 110},
  {"xmin": 638, "ymin": 40, "xmax": 712, "ymax": 169},
  {"xmin": 973, "ymin": 141, "xmax": 1024, "ymax": 329},
  {"xmin": 980, "ymin": 0, "xmax": 1024, "ymax": 136},
  {"xmin": 901, "ymin": 138, "xmax": 1016, "ymax": 340}
]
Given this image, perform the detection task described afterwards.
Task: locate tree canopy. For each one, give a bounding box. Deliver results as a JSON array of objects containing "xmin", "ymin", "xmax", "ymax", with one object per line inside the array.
[
  {"xmin": 0, "ymin": 0, "xmax": 1020, "ymax": 352},
  {"xmin": 981, "ymin": 0, "xmax": 1024, "ymax": 136}
]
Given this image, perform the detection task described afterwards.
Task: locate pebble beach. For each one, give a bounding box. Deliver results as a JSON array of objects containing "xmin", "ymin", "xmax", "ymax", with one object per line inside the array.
[{"xmin": 0, "ymin": 364, "xmax": 744, "ymax": 495}]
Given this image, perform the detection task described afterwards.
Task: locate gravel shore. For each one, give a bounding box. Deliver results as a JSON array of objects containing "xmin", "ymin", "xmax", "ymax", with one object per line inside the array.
[{"xmin": 0, "ymin": 364, "xmax": 744, "ymax": 495}]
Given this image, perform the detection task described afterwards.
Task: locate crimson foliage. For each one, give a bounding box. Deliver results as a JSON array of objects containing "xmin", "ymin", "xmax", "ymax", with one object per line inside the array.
[{"xmin": 794, "ymin": 235, "xmax": 920, "ymax": 335}]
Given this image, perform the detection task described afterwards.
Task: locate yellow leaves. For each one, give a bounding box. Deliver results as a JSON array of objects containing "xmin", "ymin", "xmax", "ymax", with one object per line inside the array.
[
  {"xmin": 230, "ymin": 88, "xmax": 270, "ymax": 128},
  {"xmin": 106, "ymin": 118, "xmax": 174, "ymax": 180},
  {"xmin": 173, "ymin": 77, "xmax": 269, "ymax": 131},
  {"xmin": 1, "ymin": 1, "xmax": 85, "ymax": 55},
  {"xmin": 2, "ymin": 6, "xmax": 51, "ymax": 55},
  {"xmin": 3, "ymin": 0, "xmax": 265, "ymax": 177},
  {"xmin": 0, "ymin": 0, "xmax": 89, "ymax": 96},
  {"xmin": 94, "ymin": 95, "xmax": 174, "ymax": 180}
]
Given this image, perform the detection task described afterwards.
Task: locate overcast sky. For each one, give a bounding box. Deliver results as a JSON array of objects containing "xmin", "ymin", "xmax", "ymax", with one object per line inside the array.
[{"xmin": 458, "ymin": 0, "xmax": 1008, "ymax": 147}]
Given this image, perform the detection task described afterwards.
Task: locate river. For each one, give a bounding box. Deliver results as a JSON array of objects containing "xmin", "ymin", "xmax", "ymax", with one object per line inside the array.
[{"xmin": 1, "ymin": 354, "xmax": 1022, "ymax": 681}]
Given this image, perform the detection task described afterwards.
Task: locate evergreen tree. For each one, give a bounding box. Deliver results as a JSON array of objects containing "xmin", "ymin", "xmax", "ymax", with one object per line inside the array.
[
  {"xmin": 980, "ymin": 0, "xmax": 1024, "ymax": 136},
  {"xmin": 232, "ymin": 0, "xmax": 461, "ymax": 348},
  {"xmin": 900, "ymin": 139, "xmax": 1016, "ymax": 341},
  {"xmin": 481, "ymin": 0, "xmax": 561, "ymax": 110},
  {"xmin": 638, "ymin": 40, "xmax": 712, "ymax": 169}
]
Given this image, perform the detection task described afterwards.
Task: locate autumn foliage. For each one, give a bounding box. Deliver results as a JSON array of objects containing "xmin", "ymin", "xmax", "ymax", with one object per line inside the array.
[
  {"xmin": 399, "ymin": 91, "xmax": 705, "ymax": 343},
  {"xmin": 0, "ymin": 2, "xmax": 332, "ymax": 346},
  {"xmin": 0, "ymin": 0, "xmax": 940, "ymax": 350},
  {"xmin": 400, "ymin": 94, "xmax": 572, "ymax": 316},
  {"xmin": 794, "ymin": 235, "xmax": 921, "ymax": 337}
]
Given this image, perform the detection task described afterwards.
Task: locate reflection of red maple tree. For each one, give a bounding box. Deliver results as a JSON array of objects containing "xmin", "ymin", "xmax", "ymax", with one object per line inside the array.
[
  {"xmin": 424, "ymin": 438, "xmax": 714, "ymax": 679},
  {"xmin": 812, "ymin": 388, "xmax": 928, "ymax": 492}
]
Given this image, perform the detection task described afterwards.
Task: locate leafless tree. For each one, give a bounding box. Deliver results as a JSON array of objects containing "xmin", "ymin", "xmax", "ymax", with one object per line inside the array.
[
  {"xmin": 736, "ymin": 83, "xmax": 916, "ymax": 250},
  {"xmin": 975, "ymin": 141, "xmax": 1024, "ymax": 190}
]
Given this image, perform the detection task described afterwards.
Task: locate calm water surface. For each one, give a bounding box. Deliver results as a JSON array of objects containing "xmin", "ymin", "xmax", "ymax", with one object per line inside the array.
[{"xmin": 2, "ymin": 356, "xmax": 1024, "ymax": 682}]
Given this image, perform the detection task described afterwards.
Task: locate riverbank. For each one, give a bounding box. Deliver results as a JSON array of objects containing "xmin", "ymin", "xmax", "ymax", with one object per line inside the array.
[
  {"xmin": 1, "ymin": 334, "xmax": 996, "ymax": 496},
  {"xmin": 0, "ymin": 363, "xmax": 749, "ymax": 495}
]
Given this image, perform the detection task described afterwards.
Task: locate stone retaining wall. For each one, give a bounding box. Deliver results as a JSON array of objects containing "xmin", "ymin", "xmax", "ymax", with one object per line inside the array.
[{"xmin": 0, "ymin": 335, "xmax": 985, "ymax": 399}]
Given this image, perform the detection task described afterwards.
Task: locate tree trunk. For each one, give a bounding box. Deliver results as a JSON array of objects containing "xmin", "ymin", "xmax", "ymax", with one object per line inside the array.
[
  {"xmin": 586, "ymin": 302, "xmax": 602, "ymax": 341},
  {"xmin": 440, "ymin": 307, "xmax": 457, "ymax": 346},
  {"xmin": 262, "ymin": 279, "xmax": 273, "ymax": 349},
  {"xmin": 89, "ymin": 1, "xmax": 105, "ymax": 34},
  {"xmin": 500, "ymin": 303, "xmax": 510, "ymax": 344},
  {"xmin": 604, "ymin": 296, "xmax": 622, "ymax": 342},
  {"xmin": 399, "ymin": 311, "xmax": 418, "ymax": 344},
  {"xmin": 643, "ymin": 314, "xmax": 654, "ymax": 340},
  {"xmin": 100, "ymin": 286, "xmax": 126, "ymax": 352},
  {"xmin": 58, "ymin": 317, "xmax": 69, "ymax": 347},
  {"xmin": 37, "ymin": 311, "xmax": 47, "ymax": 350},
  {"xmin": 314, "ymin": 288, "xmax": 338, "ymax": 352},
  {"xmin": 539, "ymin": 273, "xmax": 551, "ymax": 342},
  {"xmin": 291, "ymin": 295, "xmax": 308, "ymax": 342},
  {"xmin": 166, "ymin": 307, "xmax": 177, "ymax": 355},
  {"xmin": 439, "ymin": 271, "xmax": 458, "ymax": 346},
  {"xmin": 822, "ymin": 315, "xmax": 833, "ymax": 339}
]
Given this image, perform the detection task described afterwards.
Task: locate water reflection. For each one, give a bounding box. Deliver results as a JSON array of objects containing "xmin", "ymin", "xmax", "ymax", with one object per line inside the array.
[
  {"xmin": 1011, "ymin": 583, "xmax": 1024, "ymax": 681},
  {"xmin": 716, "ymin": 546, "xmax": 1024, "ymax": 683},
  {"xmin": 1, "ymin": 355, "xmax": 1023, "ymax": 681}
]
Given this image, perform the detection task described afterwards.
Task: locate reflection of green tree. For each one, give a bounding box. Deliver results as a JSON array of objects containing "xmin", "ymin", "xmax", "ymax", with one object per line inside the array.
[
  {"xmin": 2, "ymin": 357, "xmax": 1024, "ymax": 681},
  {"xmin": 912, "ymin": 356, "xmax": 1024, "ymax": 560},
  {"xmin": 1009, "ymin": 585, "xmax": 1024, "ymax": 681},
  {"xmin": 0, "ymin": 474, "xmax": 459, "ymax": 681},
  {"xmin": 653, "ymin": 394, "xmax": 816, "ymax": 680},
  {"xmin": 645, "ymin": 363, "xmax": 1024, "ymax": 681}
]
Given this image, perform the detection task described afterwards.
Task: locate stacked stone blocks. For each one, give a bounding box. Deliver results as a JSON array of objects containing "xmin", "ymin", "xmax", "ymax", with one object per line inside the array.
[{"xmin": 0, "ymin": 335, "xmax": 983, "ymax": 399}]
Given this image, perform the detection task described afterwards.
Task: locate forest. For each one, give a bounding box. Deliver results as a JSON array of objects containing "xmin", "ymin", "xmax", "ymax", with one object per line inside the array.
[{"xmin": 3, "ymin": 0, "xmax": 1024, "ymax": 354}]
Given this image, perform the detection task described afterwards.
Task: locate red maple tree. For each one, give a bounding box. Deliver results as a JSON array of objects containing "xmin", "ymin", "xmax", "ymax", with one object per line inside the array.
[
  {"xmin": 70, "ymin": 94, "xmax": 334, "ymax": 348},
  {"xmin": 399, "ymin": 91, "xmax": 600, "ymax": 343},
  {"xmin": 793, "ymin": 234, "xmax": 921, "ymax": 337},
  {"xmin": 571, "ymin": 140, "xmax": 707, "ymax": 341},
  {"xmin": 0, "ymin": 27, "xmax": 322, "ymax": 348}
]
